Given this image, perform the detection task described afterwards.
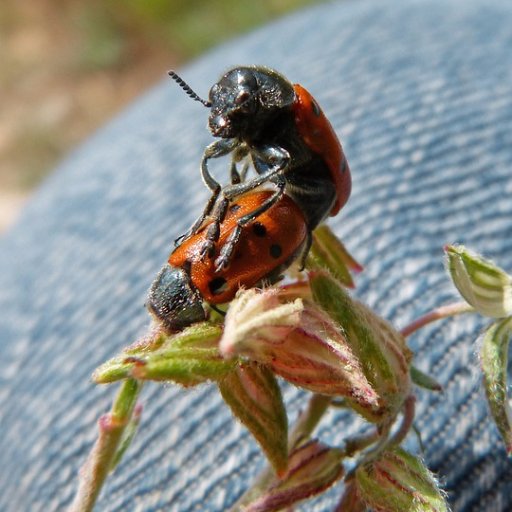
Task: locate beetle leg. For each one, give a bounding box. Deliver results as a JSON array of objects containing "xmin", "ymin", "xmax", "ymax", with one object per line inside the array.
[
  {"xmin": 175, "ymin": 139, "xmax": 238, "ymax": 246},
  {"xmin": 201, "ymin": 138, "xmax": 239, "ymax": 190},
  {"xmin": 174, "ymin": 187, "xmax": 220, "ymax": 246},
  {"xmin": 215, "ymin": 177, "xmax": 286, "ymax": 270},
  {"xmin": 199, "ymin": 196, "xmax": 229, "ymax": 259},
  {"xmin": 297, "ymin": 230, "xmax": 313, "ymax": 271},
  {"xmin": 238, "ymin": 160, "xmax": 250, "ymax": 182},
  {"xmin": 222, "ymin": 144, "xmax": 290, "ymax": 201}
]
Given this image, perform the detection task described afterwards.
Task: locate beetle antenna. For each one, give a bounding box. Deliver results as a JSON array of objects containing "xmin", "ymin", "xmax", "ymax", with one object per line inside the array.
[{"xmin": 168, "ymin": 70, "xmax": 212, "ymax": 107}]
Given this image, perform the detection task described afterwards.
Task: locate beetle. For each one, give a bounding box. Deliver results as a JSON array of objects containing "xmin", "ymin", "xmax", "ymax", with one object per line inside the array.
[
  {"xmin": 169, "ymin": 65, "xmax": 351, "ymax": 271},
  {"xmin": 147, "ymin": 190, "xmax": 308, "ymax": 333}
]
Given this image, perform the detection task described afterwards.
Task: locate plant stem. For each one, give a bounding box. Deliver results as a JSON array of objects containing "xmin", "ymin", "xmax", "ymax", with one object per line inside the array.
[
  {"xmin": 288, "ymin": 394, "xmax": 332, "ymax": 449},
  {"xmin": 69, "ymin": 379, "xmax": 142, "ymax": 512},
  {"xmin": 400, "ymin": 301, "xmax": 474, "ymax": 338},
  {"xmin": 388, "ymin": 394, "xmax": 416, "ymax": 447}
]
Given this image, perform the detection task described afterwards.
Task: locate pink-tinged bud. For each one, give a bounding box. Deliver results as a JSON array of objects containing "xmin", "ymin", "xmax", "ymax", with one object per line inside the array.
[
  {"xmin": 219, "ymin": 288, "xmax": 381, "ymax": 415},
  {"xmin": 218, "ymin": 363, "xmax": 288, "ymax": 475},
  {"xmin": 310, "ymin": 272, "xmax": 413, "ymax": 422},
  {"xmin": 480, "ymin": 317, "xmax": 512, "ymax": 455},
  {"xmin": 219, "ymin": 288, "xmax": 303, "ymax": 357},
  {"xmin": 445, "ymin": 245, "xmax": 512, "ymax": 318},
  {"xmin": 335, "ymin": 479, "xmax": 367, "ymax": 512},
  {"xmin": 356, "ymin": 448, "xmax": 448, "ymax": 512},
  {"xmin": 245, "ymin": 440, "xmax": 344, "ymax": 512}
]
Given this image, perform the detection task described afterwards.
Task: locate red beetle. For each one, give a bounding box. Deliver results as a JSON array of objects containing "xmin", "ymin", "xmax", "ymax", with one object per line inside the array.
[
  {"xmin": 169, "ymin": 66, "xmax": 351, "ymax": 271},
  {"xmin": 147, "ymin": 190, "xmax": 307, "ymax": 332}
]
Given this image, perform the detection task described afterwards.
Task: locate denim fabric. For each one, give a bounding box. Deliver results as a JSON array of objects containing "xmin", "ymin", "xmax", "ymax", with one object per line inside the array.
[{"xmin": 1, "ymin": 0, "xmax": 512, "ymax": 510}]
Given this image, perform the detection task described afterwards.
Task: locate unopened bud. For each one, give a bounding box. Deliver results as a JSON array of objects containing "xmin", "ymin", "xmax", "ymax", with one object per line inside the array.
[
  {"xmin": 356, "ymin": 448, "xmax": 448, "ymax": 512},
  {"xmin": 310, "ymin": 272, "xmax": 413, "ymax": 421},
  {"xmin": 219, "ymin": 288, "xmax": 380, "ymax": 414},
  {"xmin": 446, "ymin": 244, "xmax": 512, "ymax": 318},
  {"xmin": 245, "ymin": 440, "xmax": 344, "ymax": 512},
  {"xmin": 480, "ymin": 316, "xmax": 512, "ymax": 455}
]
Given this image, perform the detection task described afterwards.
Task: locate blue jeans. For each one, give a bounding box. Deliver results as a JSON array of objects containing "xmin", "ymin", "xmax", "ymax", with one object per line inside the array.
[{"xmin": 1, "ymin": 0, "xmax": 511, "ymax": 510}]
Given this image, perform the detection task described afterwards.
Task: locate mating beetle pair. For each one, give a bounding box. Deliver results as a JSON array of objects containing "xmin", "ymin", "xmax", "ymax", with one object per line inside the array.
[{"xmin": 148, "ymin": 65, "xmax": 352, "ymax": 333}]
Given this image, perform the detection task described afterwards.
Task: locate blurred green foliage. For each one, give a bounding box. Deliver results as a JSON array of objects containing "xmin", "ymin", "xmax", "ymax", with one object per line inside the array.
[
  {"xmin": 85, "ymin": 0, "xmax": 322, "ymax": 64},
  {"xmin": 1, "ymin": 0, "xmax": 323, "ymax": 197}
]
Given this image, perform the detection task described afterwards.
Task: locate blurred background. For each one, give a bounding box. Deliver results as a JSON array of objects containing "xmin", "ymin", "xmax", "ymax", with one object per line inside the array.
[{"xmin": 0, "ymin": 0, "xmax": 322, "ymax": 231}]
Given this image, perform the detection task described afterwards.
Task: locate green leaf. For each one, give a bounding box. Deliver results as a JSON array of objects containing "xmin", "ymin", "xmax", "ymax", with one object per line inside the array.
[
  {"xmin": 481, "ymin": 316, "xmax": 512, "ymax": 455},
  {"xmin": 356, "ymin": 448, "xmax": 448, "ymax": 512},
  {"xmin": 218, "ymin": 363, "xmax": 288, "ymax": 475}
]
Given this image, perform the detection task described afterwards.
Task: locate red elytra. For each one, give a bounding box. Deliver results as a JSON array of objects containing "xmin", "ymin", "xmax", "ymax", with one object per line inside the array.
[
  {"xmin": 292, "ymin": 83, "xmax": 351, "ymax": 216},
  {"xmin": 169, "ymin": 190, "xmax": 308, "ymax": 304}
]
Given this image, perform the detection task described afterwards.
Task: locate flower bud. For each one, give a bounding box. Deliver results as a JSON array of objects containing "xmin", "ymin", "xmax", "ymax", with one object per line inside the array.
[
  {"xmin": 480, "ymin": 316, "xmax": 512, "ymax": 455},
  {"xmin": 310, "ymin": 271, "xmax": 413, "ymax": 421},
  {"xmin": 356, "ymin": 448, "xmax": 448, "ymax": 512},
  {"xmin": 219, "ymin": 288, "xmax": 381, "ymax": 416},
  {"xmin": 244, "ymin": 440, "xmax": 344, "ymax": 512},
  {"xmin": 445, "ymin": 244, "xmax": 512, "ymax": 318},
  {"xmin": 218, "ymin": 363, "xmax": 288, "ymax": 474}
]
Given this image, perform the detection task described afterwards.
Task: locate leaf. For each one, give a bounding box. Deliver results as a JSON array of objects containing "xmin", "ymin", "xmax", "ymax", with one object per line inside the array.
[{"xmin": 218, "ymin": 363, "xmax": 288, "ymax": 475}]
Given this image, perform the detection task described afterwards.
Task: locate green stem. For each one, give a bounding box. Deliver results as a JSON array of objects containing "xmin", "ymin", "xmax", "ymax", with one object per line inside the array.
[
  {"xmin": 400, "ymin": 301, "xmax": 474, "ymax": 338},
  {"xmin": 388, "ymin": 394, "xmax": 416, "ymax": 447},
  {"xmin": 69, "ymin": 379, "xmax": 142, "ymax": 512},
  {"xmin": 353, "ymin": 395, "xmax": 416, "ymax": 471},
  {"xmin": 342, "ymin": 429, "xmax": 380, "ymax": 458},
  {"xmin": 288, "ymin": 394, "xmax": 332, "ymax": 450}
]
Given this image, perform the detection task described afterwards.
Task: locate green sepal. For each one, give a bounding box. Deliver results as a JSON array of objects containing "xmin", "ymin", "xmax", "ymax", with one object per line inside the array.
[
  {"xmin": 307, "ymin": 225, "xmax": 363, "ymax": 288},
  {"xmin": 410, "ymin": 366, "xmax": 443, "ymax": 392},
  {"xmin": 93, "ymin": 323, "xmax": 235, "ymax": 386},
  {"xmin": 481, "ymin": 316, "xmax": 512, "ymax": 455},
  {"xmin": 310, "ymin": 271, "xmax": 412, "ymax": 420},
  {"xmin": 218, "ymin": 363, "xmax": 288, "ymax": 475}
]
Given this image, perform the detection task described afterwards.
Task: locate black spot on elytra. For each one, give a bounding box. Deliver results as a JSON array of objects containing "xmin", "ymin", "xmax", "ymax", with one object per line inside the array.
[
  {"xmin": 311, "ymin": 99, "xmax": 321, "ymax": 117},
  {"xmin": 209, "ymin": 277, "xmax": 227, "ymax": 295},
  {"xmin": 252, "ymin": 222, "xmax": 267, "ymax": 237},
  {"xmin": 270, "ymin": 244, "xmax": 282, "ymax": 259},
  {"xmin": 230, "ymin": 203, "xmax": 241, "ymax": 212}
]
